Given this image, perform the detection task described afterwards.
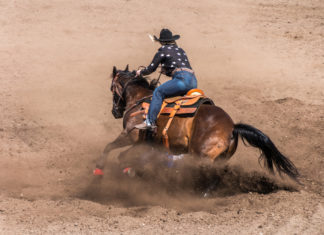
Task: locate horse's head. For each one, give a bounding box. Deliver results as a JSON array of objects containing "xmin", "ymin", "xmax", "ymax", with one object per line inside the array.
[
  {"xmin": 110, "ymin": 65, "xmax": 158, "ymax": 119},
  {"xmin": 110, "ymin": 65, "xmax": 134, "ymax": 118}
]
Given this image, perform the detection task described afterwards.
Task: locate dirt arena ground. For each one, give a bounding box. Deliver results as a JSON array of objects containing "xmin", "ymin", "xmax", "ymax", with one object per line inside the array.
[{"xmin": 0, "ymin": 0, "xmax": 323, "ymax": 234}]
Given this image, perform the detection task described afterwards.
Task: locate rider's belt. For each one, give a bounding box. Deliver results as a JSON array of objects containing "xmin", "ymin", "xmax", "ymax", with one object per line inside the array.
[{"xmin": 172, "ymin": 67, "xmax": 194, "ymax": 76}]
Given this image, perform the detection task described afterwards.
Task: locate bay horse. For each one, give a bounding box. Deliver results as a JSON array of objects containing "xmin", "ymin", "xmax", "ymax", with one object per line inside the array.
[{"xmin": 94, "ymin": 65, "xmax": 299, "ymax": 181}]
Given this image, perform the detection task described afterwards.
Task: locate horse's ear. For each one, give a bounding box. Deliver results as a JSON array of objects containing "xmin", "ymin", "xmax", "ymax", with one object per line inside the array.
[
  {"xmin": 124, "ymin": 64, "xmax": 129, "ymax": 72},
  {"xmin": 113, "ymin": 66, "xmax": 117, "ymax": 78}
]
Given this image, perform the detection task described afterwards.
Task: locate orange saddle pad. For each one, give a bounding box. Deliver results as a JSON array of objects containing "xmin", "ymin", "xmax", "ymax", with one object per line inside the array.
[{"xmin": 130, "ymin": 89, "xmax": 214, "ymax": 118}]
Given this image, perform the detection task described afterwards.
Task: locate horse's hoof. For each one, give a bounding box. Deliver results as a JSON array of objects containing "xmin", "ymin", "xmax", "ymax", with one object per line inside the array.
[
  {"xmin": 93, "ymin": 168, "xmax": 104, "ymax": 176},
  {"xmin": 123, "ymin": 167, "xmax": 136, "ymax": 178}
]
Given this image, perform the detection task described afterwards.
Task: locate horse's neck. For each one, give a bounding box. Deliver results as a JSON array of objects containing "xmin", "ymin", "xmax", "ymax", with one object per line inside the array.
[{"xmin": 125, "ymin": 85, "xmax": 152, "ymax": 109}]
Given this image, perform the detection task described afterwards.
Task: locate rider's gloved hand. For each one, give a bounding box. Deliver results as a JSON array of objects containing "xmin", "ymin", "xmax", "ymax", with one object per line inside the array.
[{"xmin": 136, "ymin": 69, "xmax": 142, "ymax": 77}]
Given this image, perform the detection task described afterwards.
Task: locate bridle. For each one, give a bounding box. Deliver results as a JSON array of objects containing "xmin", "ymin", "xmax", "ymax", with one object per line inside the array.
[
  {"xmin": 111, "ymin": 71, "xmax": 139, "ymax": 112},
  {"xmin": 111, "ymin": 72, "xmax": 125, "ymax": 109}
]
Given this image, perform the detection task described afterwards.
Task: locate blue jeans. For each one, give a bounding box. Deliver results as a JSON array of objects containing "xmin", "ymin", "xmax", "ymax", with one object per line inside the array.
[{"xmin": 147, "ymin": 71, "xmax": 198, "ymax": 124}]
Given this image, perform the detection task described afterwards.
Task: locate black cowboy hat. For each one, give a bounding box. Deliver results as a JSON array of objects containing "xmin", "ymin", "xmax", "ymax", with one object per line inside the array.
[{"xmin": 154, "ymin": 29, "xmax": 180, "ymax": 42}]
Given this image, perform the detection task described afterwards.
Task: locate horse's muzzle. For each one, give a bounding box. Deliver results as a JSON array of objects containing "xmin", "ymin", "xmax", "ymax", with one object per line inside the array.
[{"xmin": 112, "ymin": 108, "xmax": 123, "ymax": 119}]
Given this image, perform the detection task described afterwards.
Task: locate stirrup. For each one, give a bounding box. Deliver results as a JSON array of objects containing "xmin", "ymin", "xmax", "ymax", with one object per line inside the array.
[{"xmin": 135, "ymin": 120, "xmax": 156, "ymax": 130}]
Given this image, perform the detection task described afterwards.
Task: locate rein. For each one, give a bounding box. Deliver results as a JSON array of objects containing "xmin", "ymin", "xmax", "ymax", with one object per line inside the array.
[
  {"xmin": 123, "ymin": 95, "xmax": 153, "ymax": 117},
  {"xmin": 155, "ymin": 71, "xmax": 162, "ymax": 86}
]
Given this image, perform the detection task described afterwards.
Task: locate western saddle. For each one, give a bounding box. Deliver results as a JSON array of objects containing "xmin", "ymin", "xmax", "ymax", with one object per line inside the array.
[{"xmin": 130, "ymin": 89, "xmax": 214, "ymax": 148}]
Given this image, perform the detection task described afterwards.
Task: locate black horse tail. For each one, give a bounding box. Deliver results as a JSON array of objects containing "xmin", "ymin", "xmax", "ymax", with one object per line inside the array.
[{"xmin": 233, "ymin": 123, "xmax": 299, "ymax": 180}]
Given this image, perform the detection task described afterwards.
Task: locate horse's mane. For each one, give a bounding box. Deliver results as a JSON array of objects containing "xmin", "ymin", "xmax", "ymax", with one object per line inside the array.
[{"xmin": 117, "ymin": 71, "xmax": 157, "ymax": 90}]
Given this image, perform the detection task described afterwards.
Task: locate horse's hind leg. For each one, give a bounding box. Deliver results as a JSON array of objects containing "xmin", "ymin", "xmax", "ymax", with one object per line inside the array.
[
  {"xmin": 190, "ymin": 106, "xmax": 234, "ymax": 161},
  {"xmin": 216, "ymin": 133, "xmax": 238, "ymax": 162},
  {"xmin": 95, "ymin": 131, "xmax": 133, "ymax": 170},
  {"xmin": 190, "ymin": 132, "xmax": 231, "ymax": 197},
  {"xmin": 191, "ymin": 132, "xmax": 231, "ymax": 161}
]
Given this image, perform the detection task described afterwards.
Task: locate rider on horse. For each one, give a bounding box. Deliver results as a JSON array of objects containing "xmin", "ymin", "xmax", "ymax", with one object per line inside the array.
[{"xmin": 135, "ymin": 28, "xmax": 198, "ymax": 130}]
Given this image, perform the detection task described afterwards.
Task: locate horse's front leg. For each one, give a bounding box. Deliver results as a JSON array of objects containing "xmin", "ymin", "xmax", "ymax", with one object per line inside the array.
[{"xmin": 95, "ymin": 131, "xmax": 133, "ymax": 173}]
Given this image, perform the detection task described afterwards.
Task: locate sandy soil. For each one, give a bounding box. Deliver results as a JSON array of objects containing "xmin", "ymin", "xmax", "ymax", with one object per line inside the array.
[{"xmin": 0, "ymin": 0, "xmax": 323, "ymax": 234}]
